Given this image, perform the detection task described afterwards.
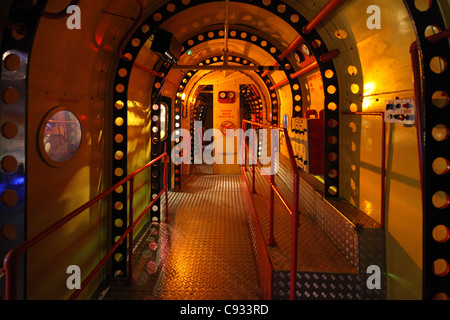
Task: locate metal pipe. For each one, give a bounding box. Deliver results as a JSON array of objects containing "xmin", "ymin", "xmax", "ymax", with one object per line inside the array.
[
  {"xmin": 426, "ymin": 29, "xmax": 450, "ymax": 43},
  {"xmin": 164, "ymin": 143, "xmax": 170, "ymax": 223},
  {"xmin": 302, "ymin": 0, "xmax": 346, "ymax": 34},
  {"xmin": 261, "ymin": 35, "xmax": 305, "ymax": 77},
  {"xmin": 252, "ymin": 164, "xmax": 256, "ymax": 194},
  {"xmin": 290, "ymin": 61, "xmax": 319, "ymax": 79},
  {"xmin": 279, "ymin": 35, "xmax": 305, "ymax": 61},
  {"xmin": 319, "ymin": 49, "xmax": 340, "ymax": 63},
  {"xmin": 261, "ymin": 61, "xmax": 281, "ymax": 78},
  {"xmin": 268, "ymin": 174, "xmax": 276, "ymax": 246},
  {"xmin": 343, "ymin": 112, "xmax": 386, "ymax": 228},
  {"xmin": 269, "ymin": 78, "xmax": 290, "ymax": 91},
  {"xmin": 269, "ymin": 61, "xmax": 319, "ymax": 91}
]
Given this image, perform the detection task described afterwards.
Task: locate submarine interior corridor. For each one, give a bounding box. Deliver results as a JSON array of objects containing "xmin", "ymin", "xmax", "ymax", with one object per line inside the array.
[{"xmin": 0, "ymin": 0, "xmax": 449, "ymax": 301}]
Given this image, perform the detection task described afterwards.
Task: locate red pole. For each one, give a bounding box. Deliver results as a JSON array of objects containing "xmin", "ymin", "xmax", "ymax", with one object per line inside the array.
[
  {"xmin": 267, "ymin": 131, "xmax": 276, "ymax": 247},
  {"xmin": 164, "ymin": 143, "xmax": 170, "ymax": 223},
  {"xmin": 267, "ymin": 173, "xmax": 276, "ymax": 247},
  {"xmin": 319, "ymin": 49, "xmax": 340, "ymax": 63},
  {"xmin": 127, "ymin": 177, "xmax": 135, "ymax": 286},
  {"xmin": 243, "ymin": 121, "xmax": 248, "ymax": 171},
  {"xmin": 290, "ymin": 61, "xmax": 319, "ymax": 79},
  {"xmin": 3, "ymin": 248, "xmax": 20, "ymax": 300},
  {"xmin": 269, "ymin": 61, "xmax": 319, "ymax": 91},
  {"xmin": 302, "ymin": 0, "xmax": 346, "ymax": 35},
  {"xmin": 261, "ymin": 35, "xmax": 305, "ymax": 77},
  {"xmin": 252, "ymin": 164, "xmax": 256, "ymax": 194},
  {"xmin": 269, "ymin": 78, "xmax": 290, "ymax": 91},
  {"xmin": 290, "ymin": 173, "xmax": 299, "ymax": 300},
  {"xmin": 279, "ymin": 35, "xmax": 305, "ymax": 61},
  {"xmin": 426, "ymin": 28, "xmax": 450, "ymax": 43}
]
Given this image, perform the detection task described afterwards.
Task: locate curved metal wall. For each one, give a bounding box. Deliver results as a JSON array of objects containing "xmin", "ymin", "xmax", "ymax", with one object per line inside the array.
[
  {"xmin": 112, "ymin": 3, "xmax": 341, "ymax": 279},
  {"xmin": 0, "ymin": 0, "xmax": 47, "ymax": 299},
  {"xmin": 403, "ymin": 0, "xmax": 450, "ymax": 300}
]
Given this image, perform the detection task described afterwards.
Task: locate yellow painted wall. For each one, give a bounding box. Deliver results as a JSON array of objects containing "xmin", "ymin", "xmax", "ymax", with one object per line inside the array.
[
  {"xmin": 285, "ymin": 0, "xmax": 423, "ymax": 299},
  {"xmin": 25, "ymin": 0, "xmax": 134, "ymax": 299},
  {"xmin": 127, "ymin": 47, "xmax": 158, "ymax": 238},
  {"xmin": 340, "ymin": 0, "xmax": 422, "ymax": 299}
]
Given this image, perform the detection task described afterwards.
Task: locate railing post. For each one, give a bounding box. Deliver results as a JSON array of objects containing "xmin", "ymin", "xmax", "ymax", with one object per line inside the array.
[
  {"xmin": 243, "ymin": 121, "xmax": 248, "ymax": 171},
  {"xmin": 267, "ymin": 174, "xmax": 276, "ymax": 247},
  {"xmin": 290, "ymin": 173, "xmax": 300, "ymax": 300},
  {"xmin": 267, "ymin": 129, "xmax": 276, "ymax": 247},
  {"xmin": 127, "ymin": 177, "xmax": 135, "ymax": 286},
  {"xmin": 164, "ymin": 143, "xmax": 170, "ymax": 223},
  {"xmin": 252, "ymin": 164, "xmax": 256, "ymax": 194}
]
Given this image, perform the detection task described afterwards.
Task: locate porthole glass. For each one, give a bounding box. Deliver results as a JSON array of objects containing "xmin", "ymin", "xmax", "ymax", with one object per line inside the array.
[{"xmin": 39, "ymin": 108, "xmax": 82, "ymax": 166}]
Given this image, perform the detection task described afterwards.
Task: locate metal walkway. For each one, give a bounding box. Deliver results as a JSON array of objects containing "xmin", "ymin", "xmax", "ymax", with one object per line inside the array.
[
  {"xmin": 244, "ymin": 168, "xmax": 357, "ymax": 274},
  {"xmin": 95, "ymin": 165, "xmax": 261, "ymax": 300}
]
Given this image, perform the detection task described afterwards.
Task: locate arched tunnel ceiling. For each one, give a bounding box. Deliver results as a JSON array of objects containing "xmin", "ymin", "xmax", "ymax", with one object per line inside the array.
[
  {"xmin": 160, "ymin": 1, "xmax": 298, "ymax": 48},
  {"xmin": 151, "ymin": 1, "xmax": 306, "ymax": 100}
]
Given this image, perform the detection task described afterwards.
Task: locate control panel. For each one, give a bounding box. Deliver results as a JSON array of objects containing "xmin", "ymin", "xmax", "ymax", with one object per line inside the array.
[
  {"xmin": 291, "ymin": 116, "xmax": 324, "ymax": 174},
  {"xmin": 384, "ymin": 98, "xmax": 416, "ymax": 126},
  {"xmin": 292, "ymin": 118, "xmax": 309, "ymax": 172}
]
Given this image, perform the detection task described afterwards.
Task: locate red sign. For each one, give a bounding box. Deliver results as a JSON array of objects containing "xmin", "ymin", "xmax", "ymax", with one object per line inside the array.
[{"xmin": 220, "ymin": 121, "xmax": 236, "ymax": 135}]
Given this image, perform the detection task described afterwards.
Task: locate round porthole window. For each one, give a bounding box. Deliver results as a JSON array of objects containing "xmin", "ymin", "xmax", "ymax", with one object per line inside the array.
[{"xmin": 39, "ymin": 107, "xmax": 82, "ymax": 167}]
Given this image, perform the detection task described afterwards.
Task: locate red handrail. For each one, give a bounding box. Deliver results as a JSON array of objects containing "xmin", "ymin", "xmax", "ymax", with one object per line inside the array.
[
  {"xmin": 3, "ymin": 147, "xmax": 170, "ymax": 300},
  {"xmin": 242, "ymin": 120, "xmax": 300, "ymax": 300}
]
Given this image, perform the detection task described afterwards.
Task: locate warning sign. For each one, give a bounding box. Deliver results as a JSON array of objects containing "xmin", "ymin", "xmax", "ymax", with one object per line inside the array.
[{"xmin": 220, "ymin": 121, "xmax": 236, "ymax": 135}]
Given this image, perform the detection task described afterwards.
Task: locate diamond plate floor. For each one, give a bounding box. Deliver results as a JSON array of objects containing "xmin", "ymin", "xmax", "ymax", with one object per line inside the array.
[
  {"xmin": 94, "ymin": 165, "xmax": 261, "ymax": 300},
  {"xmin": 244, "ymin": 167, "xmax": 357, "ymax": 274}
]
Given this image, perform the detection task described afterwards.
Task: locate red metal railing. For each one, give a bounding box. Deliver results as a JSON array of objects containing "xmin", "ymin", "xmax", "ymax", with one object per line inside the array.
[
  {"xmin": 240, "ymin": 168, "xmax": 274, "ymax": 300},
  {"xmin": 2, "ymin": 145, "xmax": 169, "ymax": 300},
  {"xmin": 241, "ymin": 120, "xmax": 300, "ymax": 300}
]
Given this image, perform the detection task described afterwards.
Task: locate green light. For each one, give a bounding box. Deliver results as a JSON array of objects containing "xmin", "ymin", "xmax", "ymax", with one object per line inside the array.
[{"xmin": 187, "ymin": 50, "xmax": 192, "ymax": 56}]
